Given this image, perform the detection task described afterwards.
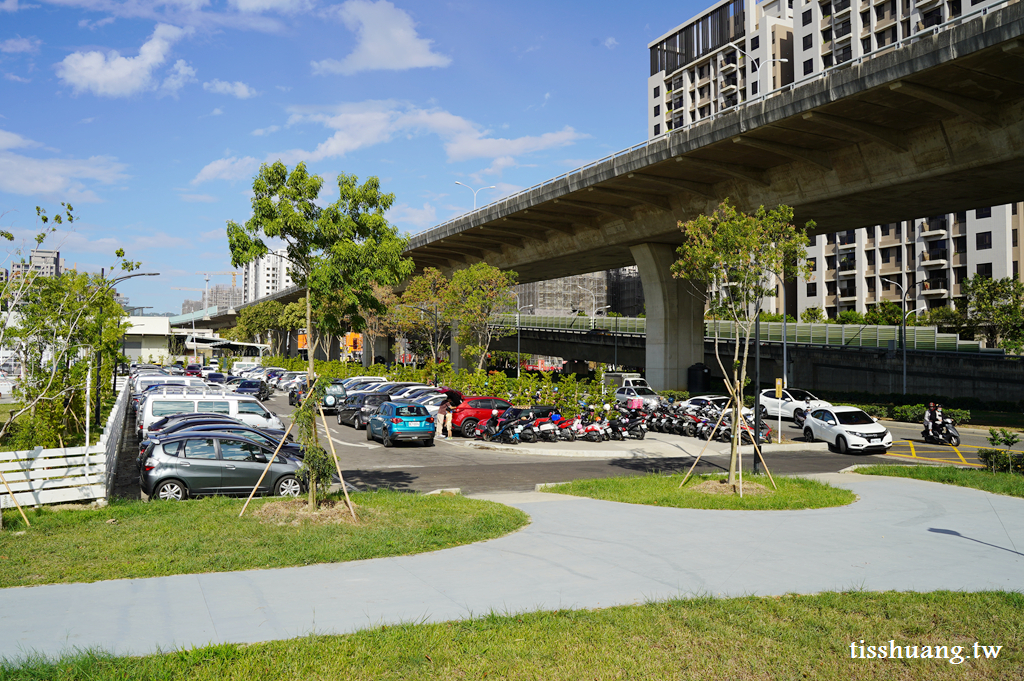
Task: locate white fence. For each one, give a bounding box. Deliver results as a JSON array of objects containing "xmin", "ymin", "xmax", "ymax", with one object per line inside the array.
[{"xmin": 0, "ymin": 379, "xmax": 129, "ymax": 509}]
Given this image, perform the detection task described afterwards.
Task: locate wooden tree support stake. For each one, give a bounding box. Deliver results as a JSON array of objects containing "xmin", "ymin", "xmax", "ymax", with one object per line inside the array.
[
  {"xmin": 679, "ymin": 399, "xmax": 732, "ymax": 488},
  {"xmin": 318, "ymin": 403, "xmax": 357, "ymax": 521},
  {"xmin": 749, "ymin": 436, "xmax": 778, "ymax": 490},
  {"xmin": 239, "ymin": 421, "xmax": 295, "ymax": 518},
  {"xmin": 0, "ymin": 468, "xmax": 30, "ymax": 528}
]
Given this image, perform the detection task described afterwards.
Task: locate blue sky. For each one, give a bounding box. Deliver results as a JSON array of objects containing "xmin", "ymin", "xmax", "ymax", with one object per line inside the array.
[{"xmin": 0, "ymin": 0, "xmax": 690, "ymax": 313}]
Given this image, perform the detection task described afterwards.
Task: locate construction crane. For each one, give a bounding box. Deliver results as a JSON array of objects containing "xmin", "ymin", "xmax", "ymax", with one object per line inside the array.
[{"xmin": 196, "ymin": 271, "xmax": 240, "ymax": 287}]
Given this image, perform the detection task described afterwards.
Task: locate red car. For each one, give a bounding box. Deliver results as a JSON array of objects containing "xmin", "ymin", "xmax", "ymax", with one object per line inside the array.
[
  {"xmin": 451, "ymin": 395, "xmax": 512, "ymax": 438},
  {"xmin": 184, "ymin": 363, "xmax": 203, "ymax": 377}
]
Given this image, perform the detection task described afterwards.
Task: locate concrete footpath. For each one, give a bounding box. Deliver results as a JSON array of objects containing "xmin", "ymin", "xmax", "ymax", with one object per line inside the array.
[{"xmin": 1, "ymin": 474, "xmax": 1022, "ymax": 660}]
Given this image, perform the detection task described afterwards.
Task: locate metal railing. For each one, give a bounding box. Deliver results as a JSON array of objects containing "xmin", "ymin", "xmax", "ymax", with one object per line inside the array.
[
  {"xmin": 407, "ymin": 0, "xmax": 1014, "ymax": 243},
  {"xmin": 491, "ymin": 314, "xmax": 984, "ymax": 352}
]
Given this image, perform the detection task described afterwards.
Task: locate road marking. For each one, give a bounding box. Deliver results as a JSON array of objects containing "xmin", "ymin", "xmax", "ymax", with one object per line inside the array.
[
  {"xmin": 886, "ymin": 451, "xmax": 984, "ymax": 467},
  {"xmin": 908, "ymin": 440, "xmax": 917, "ymax": 458},
  {"xmin": 953, "ymin": 445, "xmax": 968, "ymax": 466}
]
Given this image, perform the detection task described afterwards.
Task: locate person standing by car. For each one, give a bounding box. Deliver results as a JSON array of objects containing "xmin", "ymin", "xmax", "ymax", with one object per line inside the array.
[{"xmin": 436, "ymin": 398, "xmax": 450, "ymax": 439}]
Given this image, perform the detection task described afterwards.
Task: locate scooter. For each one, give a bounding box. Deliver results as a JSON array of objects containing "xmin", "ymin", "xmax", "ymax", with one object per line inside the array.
[{"xmin": 922, "ymin": 415, "xmax": 961, "ymax": 446}]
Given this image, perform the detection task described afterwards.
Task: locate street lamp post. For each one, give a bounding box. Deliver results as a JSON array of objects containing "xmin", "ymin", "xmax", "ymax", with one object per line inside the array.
[
  {"xmin": 881, "ymin": 277, "xmax": 924, "ymax": 394},
  {"xmin": 733, "ymin": 47, "xmax": 788, "ymax": 100},
  {"xmin": 512, "ymin": 292, "xmax": 533, "ymax": 378},
  {"xmin": 94, "ymin": 271, "xmax": 159, "ymax": 426},
  {"xmin": 454, "ymin": 182, "xmax": 496, "ymax": 210}
]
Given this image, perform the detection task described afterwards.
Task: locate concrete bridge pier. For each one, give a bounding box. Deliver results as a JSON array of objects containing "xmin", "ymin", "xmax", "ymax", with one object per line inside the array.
[
  {"xmin": 630, "ymin": 243, "xmax": 706, "ymax": 391},
  {"xmin": 450, "ymin": 321, "xmax": 468, "ymax": 373}
]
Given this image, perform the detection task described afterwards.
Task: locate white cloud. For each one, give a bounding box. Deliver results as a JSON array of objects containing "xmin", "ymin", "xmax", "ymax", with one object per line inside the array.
[
  {"xmin": 281, "ymin": 100, "xmax": 586, "ymax": 165},
  {"xmin": 0, "ymin": 36, "xmax": 40, "ymax": 53},
  {"xmin": 191, "ymin": 155, "xmax": 260, "ymax": 184},
  {"xmin": 161, "ymin": 59, "xmax": 196, "ymax": 95},
  {"xmin": 180, "ymin": 193, "xmax": 218, "ymax": 203},
  {"xmin": 55, "ymin": 23, "xmax": 193, "ymax": 98},
  {"xmin": 0, "ymin": 128, "xmax": 127, "ymax": 202},
  {"xmin": 78, "ymin": 17, "xmax": 116, "ymax": 30},
  {"xmin": 251, "ymin": 125, "xmax": 279, "ymax": 136},
  {"xmin": 3, "ymin": 73, "xmax": 30, "ymax": 83},
  {"xmin": 311, "ymin": 0, "xmax": 450, "ymax": 75},
  {"xmin": 603, "ymin": 37, "xmax": 619, "ymax": 49},
  {"xmin": 388, "ymin": 202, "xmax": 436, "ymax": 230},
  {"xmin": 203, "ymin": 78, "xmax": 258, "ymax": 99},
  {"xmin": 0, "ymin": 0, "xmax": 27, "ymax": 12},
  {"xmin": 0, "ymin": 129, "xmax": 38, "ymax": 150},
  {"xmin": 228, "ymin": 0, "xmax": 311, "ymax": 12},
  {"xmin": 209, "ymin": 108, "xmax": 223, "ymax": 116}
]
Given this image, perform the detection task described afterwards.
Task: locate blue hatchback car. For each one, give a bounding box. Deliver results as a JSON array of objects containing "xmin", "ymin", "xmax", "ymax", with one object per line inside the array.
[{"xmin": 367, "ymin": 401, "xmax": 435, "ymax": 447}]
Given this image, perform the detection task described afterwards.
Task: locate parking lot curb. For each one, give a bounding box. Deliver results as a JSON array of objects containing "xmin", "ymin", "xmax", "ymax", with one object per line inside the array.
[
  {"xmin": 442, "ymin": 437, "xmax": 726, "ymax": 459},
  {"xmin": 739, "ymin": 442, "xmax": 831, "ymax": 454},
  {"xmin": 534, "ymin": 482, "xmax": 570, "ymax": 491},
  {"xmin": 424, "ymin": 488, "xmax": 462, "ymax": 495}
]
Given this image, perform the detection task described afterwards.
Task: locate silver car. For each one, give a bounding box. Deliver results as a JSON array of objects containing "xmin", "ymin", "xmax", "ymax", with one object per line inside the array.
[{"xmin": 140, "ymin": 432, "xmax": 303, "ymax": 501}]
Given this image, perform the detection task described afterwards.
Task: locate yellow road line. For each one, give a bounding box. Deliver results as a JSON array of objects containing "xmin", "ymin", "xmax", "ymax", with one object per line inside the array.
[
  {"xmin": 953, "ymin": 446, "xmax": 968, "ymax": 466},
  {"xmin": 886, "ymin": 452, "xmax": 985, "ymax": 467},
  {"xmin": 908, "ymin": 440, "xmax": 917, "ymax": 458}
]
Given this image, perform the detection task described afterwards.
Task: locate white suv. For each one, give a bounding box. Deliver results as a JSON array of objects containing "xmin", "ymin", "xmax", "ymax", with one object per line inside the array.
[{"xmin": 803, "ymin": 406, "xmax": 892, "ymax": 454}]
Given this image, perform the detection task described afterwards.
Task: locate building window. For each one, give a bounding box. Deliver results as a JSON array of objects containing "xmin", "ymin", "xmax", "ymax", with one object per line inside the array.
[
  {"xmin": 654, "ymin": 86, "xmax": 660, "ymax": 98},
  {"xmin": 954, "ymin": 236, "xmax": 967, "ymax": 254},
  {"xmin": 654, "ymin": 105, "xmax": 660, "ymax": 117},
  {"xmin": 803, "ymin": 34, "xmax": 813, "ymax": 50},
  {"xmin": 751, "ymin": 80, "xmax": 759, "ymax": 94},
  {"xmin": 976, "ymin": 232, "xmax": 992, "ymax": 250},
  {"xmin": 954, "ymin": 266, "xmax": 968, "ymax": 284},
  {"xmin": 976, "ymin": 207, "xmax": 992, "ymax": 219},
  {"xmin": 977, "ymin": 263, "xmax": 993, "ymax": 278},
  {"xmin": 866, "ymin": 250, "xmax": 875, "ymax": 266},
  {"xmin": 826, "ymin": 281, "xmax": 837, "ymax": 295},
  {"xmin": 826, "ymin": 255, "xmax": 836, "ymax": 270},
  {"xmin": 1016, "ymin": 261, "xmax": 1020, "ymax": 279},
  {"xmin": 807, "ymin": 282, "xmax": 818, "ymax": 297},
  {"xmin": 880, "ymin": 247, "xmax": 890, "ymax": 262},
  {"xmin": 882, "ymin": 278, "xmax": 891, "ymax": 291},
  {"xmin": 751, "ymin": 36, "xmax": 760, "ymax": 50},
  {"xmin": 1014, "ymin": 229, "xmax": 1019, "ymax": 248},
  {"xmin": 1013, "ymin": 203, "xmax": 1019, "ymax": 215},
  {"xmin": 861, "ymin": 38, "xmax": 871, "ymax": 53},
  {"xmin": 654, "ymin": 124, "xmax": 661, "ymax": 136},
  {"xmin": 803, "ymin": 59, "xmax": 813, "ymax": 75},
  {"xmin": 807, "ymin": 257, "xmax": 817, "ymax": 271},
  {"xmin": 803, "ymin": 8, "xmax": 813, "ymax": 25},
  {"xmin": 880, "ymin": 223, "xmax": 890, "ymax": 236}
]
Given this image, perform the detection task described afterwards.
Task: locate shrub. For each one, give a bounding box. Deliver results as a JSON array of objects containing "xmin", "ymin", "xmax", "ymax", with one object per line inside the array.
[
  {"xmin": 977, "ymin": 448, "xmax": 1024, "ymax": 474},
  {"xmin": 659, "ymin": 390, "xmax": 689, "ymax": 402},
  {"xmin": 893, "ymin": 404, "xmax": 926, "ymax": 423},
  {"xmin": 837, "ymin": 403, "xmax": 889, "ymax": 418},
  {"xmin": 945, "ymin": 408, "xmax": 971, "ymax": 425}
]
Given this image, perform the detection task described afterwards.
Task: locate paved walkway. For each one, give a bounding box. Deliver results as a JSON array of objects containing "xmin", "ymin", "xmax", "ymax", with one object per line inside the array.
[{"xmin": 1, "ymin": 474, "xmax": 1022, "ymax": 660}]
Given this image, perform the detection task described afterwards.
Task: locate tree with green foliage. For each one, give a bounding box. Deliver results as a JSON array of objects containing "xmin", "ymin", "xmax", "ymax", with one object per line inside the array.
[
  {"xmin": 448, "ymin": 262, "xmax": 518, "ymax": 371},
  {"xmin": 922, "ymin": 304, "xmax": 967, "ymax": 336},
  {"xmin": 398, "ymin": 267, "xmax": 452, "ymax": 365},
  {"xmin": 960, "ymin": 275, "xmax": 1024, "ymax": 352},
  {"xmin": 235, "ymin": 300, "xmax": 284, "ymax": 354},
  {"xmin": 864, "ymin": 300, "xmax": 903, "ymax": 326},
  {"xmin": 673, "ymin": 200, "xmax": 812, "ymax": 490},
  {"xmin": 800, "ymin": 306, "xmax": 825, "ymax": 323},
  {"xmin": 227, "ymin": 161, "xmax": 413, "ymax": 385},
  {"xmin": 832, "ymin": 309, "xmax": 866, "ymax": 325}
]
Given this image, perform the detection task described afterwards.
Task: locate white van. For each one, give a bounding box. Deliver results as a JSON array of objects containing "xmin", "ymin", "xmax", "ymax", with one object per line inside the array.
[
  {"xmin": 137, "ymin": 388, "xmax": 284, "ymax": 438},
  {"xmin": 231, "ymin": 361, "xmax": 260, "ymax": 376}
]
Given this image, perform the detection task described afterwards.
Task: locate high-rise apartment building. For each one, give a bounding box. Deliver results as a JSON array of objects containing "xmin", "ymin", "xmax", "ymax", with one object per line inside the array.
[
  {"xmin": 649, "ymin": 0, "xmax": 1017, "ymax": 320},
  {"xmin": 10, "ymin": 249, "xmax": 65, "ymax": 279},
  {"xmin": 241, "ymin": 248, "xmax": 294, "ymax": 304},
  {"xmin": 648, "ymin": 0, "xmax": 794, "ymax": 138},
  {"xmin": 208, "ymin": 283, "xmax": 244, "ymax": 311}
]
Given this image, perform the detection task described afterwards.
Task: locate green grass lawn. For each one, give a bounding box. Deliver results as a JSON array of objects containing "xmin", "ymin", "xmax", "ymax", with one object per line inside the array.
[
  {"xmin": 543, "ymin": 473, "xmax": 856, "ymax": 510},
  {"xmin": 0, "ymin": 491, "xmax": 528, "ymax": 588},
  {"xmin": 855, "ymin": 465, "xmax": 1024, "ymax": 499},
  {"xmin": 3, "ymin": 591, "xmax": 1021, "ymax": 680}
]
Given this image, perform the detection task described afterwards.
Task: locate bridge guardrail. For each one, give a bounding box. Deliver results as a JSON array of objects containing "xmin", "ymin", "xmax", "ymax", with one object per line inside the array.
[{"xmin": 494, "ymin": 314, "xmax": 985, "ymax": 353}]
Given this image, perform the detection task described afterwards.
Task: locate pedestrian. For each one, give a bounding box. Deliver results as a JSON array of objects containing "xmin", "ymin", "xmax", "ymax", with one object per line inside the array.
[
  {"xmin": 444, "ymin": 399, "xmax": 454, "ymax": 438},
  {"xmin": 437, "ymin": 398, "xmax": 450, "ymax": 439}
]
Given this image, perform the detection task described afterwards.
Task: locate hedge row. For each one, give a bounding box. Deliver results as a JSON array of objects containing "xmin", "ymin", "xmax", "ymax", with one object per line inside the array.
[{"xmin": 978, "ymin": 449, "xmax": 1024, "ymax": 474}]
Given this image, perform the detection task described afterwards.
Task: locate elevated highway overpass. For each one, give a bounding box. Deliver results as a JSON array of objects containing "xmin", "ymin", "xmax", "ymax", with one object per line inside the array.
[{"xmin": 405, "ymin": 3, "xmax": 1024, "ymax": 389}]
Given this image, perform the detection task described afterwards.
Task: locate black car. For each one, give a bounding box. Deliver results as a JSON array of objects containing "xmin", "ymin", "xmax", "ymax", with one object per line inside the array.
[
  {"xmin": 206, "ymin": 372, "xmax": 227, "ymax": 384},
  {"xmin": 234, "ymin": 379, "xmax": 271, "ymax": 401},
  {"xmin": 140, "ymin": 431, "xmax": 304, "ymax": 501},
  {"xmin": 337, "ymin": 393, "xmax": 390, "ymax": 429},
  {"xmin": 321, "ymin": 380, "xmax": 347, "ymax": 415}
]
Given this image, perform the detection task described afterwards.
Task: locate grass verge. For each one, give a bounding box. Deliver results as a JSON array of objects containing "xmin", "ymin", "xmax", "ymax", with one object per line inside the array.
[
  {"xmin": 2, "ymin": 591, "xmax": 1021, "ymax": 680},
  {"xmin": 855, "ymin": 465, "xmax": 1024, "ymax": 499},
  {"xmin": 0, "ymin": 491, "xmax": 528, "ymax": 588},
  {"xmin": 542, "ymin": 473, "xmax": 855, "ymax": 510}
]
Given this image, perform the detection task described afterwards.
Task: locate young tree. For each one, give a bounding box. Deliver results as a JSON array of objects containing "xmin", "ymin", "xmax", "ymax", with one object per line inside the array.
[
  {"xmin": 398, "ymin": 267, "xmax": 452, "ymax": 365},
  {"xmin": 447, "ymin": 262, "xmax": 518, "ymax": 371},
  {"xmin": 833, "ymin": 309, "xmax": 866, "ymax": 325},
  {"xmin": 359, "ymin": 282, "xmax": 397, "ymax": 364},
  {"xmin": 673, "ymin": 200, "xmax": 812, "ymax": 489},
  {"xmin": 960, "ymin": 275, "xmax": 1024, "ymax": 351},
  {"xmin": 864, "ymin": 300, "xmax": 904, "ymax": 326},
  {"xmin": 235, "ymin": 300, "xmax": 284, "ymax": 354},
  {"xmin": 922, "ymin": 304, "xmax": 967, "ymax": 336},
  {"xmin": 227, "ymin": 162, "xmax": 413, "ymax": 384},
  {"xmin": 800, "ymin": 306, "xmax": 825, "ymax": 323}
]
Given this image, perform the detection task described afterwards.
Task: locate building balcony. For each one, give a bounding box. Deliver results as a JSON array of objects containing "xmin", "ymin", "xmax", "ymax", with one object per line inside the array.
[
  {"xmin": 834, "ymin": 0, "xmax": 852, "ymax": 13},
  {"xmin": 876, "ymin": 15, "xmax": 897, "ymax": 30},
  {"xmin": 861, "ymin": 26, "xmax": 871, "ymax": 39},
  {"xmin": 822, "ymin": 15, "xmax": 833, "ymax": 29},
  {"xmin": 916, "ymin": 0, "xmax": 942, "ymax": 7},
  {"xmin": 874, "ymin": 0, "xmax": 889, "ymax": 5},
  {"xmin": 835, "ymin": 30, "xmax": 853, "ymax": 44},
  {"xmin": 822, "ymin": 40, "xmax": 834, "ymax": 54},
  {"xmin": 953, "ymin": 252, "xmax": 967, "ymax": 266},
  {"xmin": 839, "ymin": 290, "xmax": 857, "ymax": 301},
  {"xmin": 720, "ymin": 60, "xmax": 737, "ymax": 73},
  {"xmin": 922, "ymin": 280, "xmax": 949, "ymax": 295},
  {"xmin": 721, "ymin": 81, "xmax": 738, "ymax": 93},
  {"xmin": 921, "ymin": 250, "xmax": 948, "ymax": 267},
  {"xmin": 921, "ymin": 228, "xmax": 947, "ymax": 239},
  {"xmin": 837, "ymin": 239, "xmax": 857, "ymax": 249}
]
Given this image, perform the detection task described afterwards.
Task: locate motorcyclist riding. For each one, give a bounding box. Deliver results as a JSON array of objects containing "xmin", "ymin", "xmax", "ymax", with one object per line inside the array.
[{"xmin": 923, "ymin": 402, "xmax": 941, "ymax": 437}]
